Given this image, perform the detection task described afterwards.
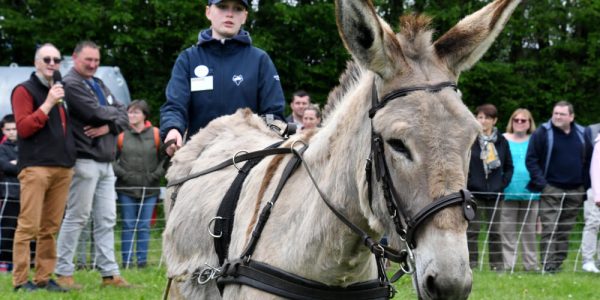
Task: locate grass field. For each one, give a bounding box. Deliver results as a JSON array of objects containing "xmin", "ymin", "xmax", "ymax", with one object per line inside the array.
[
  {"xmin": 1, "ymin": 265, "xmax": 598, "ymax": 299},
  {"xmin": 1, "ymin": 202, "xmax": 595, "ymax": 299}
]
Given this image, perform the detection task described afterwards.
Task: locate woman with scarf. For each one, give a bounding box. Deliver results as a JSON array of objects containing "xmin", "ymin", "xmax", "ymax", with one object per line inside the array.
[{"xmin": 467, "ymin": 103, "xmax": 513, "ymax": 271}]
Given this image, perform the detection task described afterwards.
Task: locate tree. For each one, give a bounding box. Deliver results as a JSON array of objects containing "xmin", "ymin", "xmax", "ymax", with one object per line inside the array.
[{"xmin": 1, "ymin": 0, "xmax": 599, "ymax": 126}]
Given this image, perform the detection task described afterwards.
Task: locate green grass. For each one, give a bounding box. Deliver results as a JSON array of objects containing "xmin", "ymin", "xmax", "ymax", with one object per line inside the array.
[
  {"xmin": 1, "ymin": 266, "xmax": 597, "ymax": 299},
  {"xmin": 391, "ymin": 268, "xmax": 599, "ymax": 299},
  {"xmin": 2, "ymin": 205, "xmax": 594, "ymax": 299},
  {"xmin": 0, "ymin": 266, "xmax": 167, "ymax": 299}
]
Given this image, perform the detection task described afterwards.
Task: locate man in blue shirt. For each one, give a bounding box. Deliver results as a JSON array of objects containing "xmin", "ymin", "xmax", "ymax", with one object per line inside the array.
[
  {"xmin": 526, "ymin": 100, "xmax": 587, "ymax": 273},
  {"xmin": 160, "ymin": 0, "xmax": 285, "ymax": 156}
]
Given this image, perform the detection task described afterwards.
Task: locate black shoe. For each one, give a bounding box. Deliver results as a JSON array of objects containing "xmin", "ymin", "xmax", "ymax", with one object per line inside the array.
[
  {"xmin": 37, "ymin": 279, "xmax": 69, "ymax": 292},
  {"xmin": 14, "ymin": 281, "xmax": 38, "ymax": 292},
  {"xmin": 137, "ymin": 262, "xmax": 147, "ymax": 269}
]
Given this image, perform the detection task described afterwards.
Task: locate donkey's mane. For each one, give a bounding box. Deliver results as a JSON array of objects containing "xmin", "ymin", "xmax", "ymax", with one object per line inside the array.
[
  {"xmin": 322, "ymin": 61, "xmax": 363, "ymax": 120},
  {"xmin": 323, "ymin": 14, "xmax": 434, "ymax": 121}
]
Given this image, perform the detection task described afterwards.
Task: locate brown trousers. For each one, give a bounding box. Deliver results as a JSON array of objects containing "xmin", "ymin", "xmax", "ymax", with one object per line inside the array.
[{"xmin": 12, "ymin": 166, "xmax": 73, "ymax": 286}]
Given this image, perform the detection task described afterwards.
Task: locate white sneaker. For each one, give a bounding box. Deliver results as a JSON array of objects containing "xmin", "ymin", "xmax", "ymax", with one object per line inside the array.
[{"xmin": 582, "ymin": 262, "xmax": 600, "ymax": 273}]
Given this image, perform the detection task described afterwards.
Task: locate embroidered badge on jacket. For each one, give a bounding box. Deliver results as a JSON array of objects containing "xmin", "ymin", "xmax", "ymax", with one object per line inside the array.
[{"xmin": 232, "ymin": 75, "xmax": 243, "ymax": 86}]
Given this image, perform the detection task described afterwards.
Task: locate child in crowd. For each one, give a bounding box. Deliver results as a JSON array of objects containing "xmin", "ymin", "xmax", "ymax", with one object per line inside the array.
[{"xmin": 0, "ymin": 115, "xmax": 19, "ymax": 273}]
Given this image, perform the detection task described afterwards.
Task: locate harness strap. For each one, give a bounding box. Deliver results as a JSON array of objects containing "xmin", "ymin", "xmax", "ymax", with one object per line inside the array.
[
  {"xmin": 167, "ymin": 147, "xmax": 295, "ymax": 188},
  {"xmin": 217, "ymin": 259, "xmax": 392, "ymax": 300},
  {"xmin": 214, "ymin": 143, "xmax": 283, "ymax": 265},
  {"xmin": 404, "ymin": 189, "xmax": 476, "ymax": 245},
  {"xmin": 368, "ymin": 81, "xmax": 457, "ymax": 118},
  {"xmin": 240, "ymin": 145, "xmax": 307, "ymax": 259}
]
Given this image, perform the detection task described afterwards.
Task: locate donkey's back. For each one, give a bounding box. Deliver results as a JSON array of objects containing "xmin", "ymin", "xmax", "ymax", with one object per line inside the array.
[{"xmin": 163, "ymin": 108, "xmax": 286, "ymax": 299}]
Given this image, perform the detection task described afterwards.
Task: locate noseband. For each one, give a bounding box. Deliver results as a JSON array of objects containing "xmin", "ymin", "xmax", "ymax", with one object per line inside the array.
[{"xmin": 366, "ymin": 80, "xmax": 476, "ymax": 249}]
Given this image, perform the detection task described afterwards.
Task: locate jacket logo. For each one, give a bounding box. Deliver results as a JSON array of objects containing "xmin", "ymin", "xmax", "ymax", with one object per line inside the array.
[{"xmin": 232, "ymin": 75, "xmax": 244, "ymax": 86}]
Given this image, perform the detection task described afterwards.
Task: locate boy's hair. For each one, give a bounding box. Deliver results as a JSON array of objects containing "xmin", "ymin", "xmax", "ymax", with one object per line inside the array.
[{"xmin": 0, "ymin": 114, "xmax": 15, "ymax": 128}]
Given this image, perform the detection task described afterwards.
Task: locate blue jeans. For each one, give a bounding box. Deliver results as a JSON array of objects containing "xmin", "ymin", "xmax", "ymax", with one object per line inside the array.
[{"xmin": 118, "ymin": 193, "xmax": 157, "ymax": 266}]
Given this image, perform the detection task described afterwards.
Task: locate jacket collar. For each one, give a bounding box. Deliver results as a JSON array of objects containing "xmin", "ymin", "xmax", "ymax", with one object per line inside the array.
[{"xmin": 197, "ymin": 28, "xmax": 252, "ymax": 46}]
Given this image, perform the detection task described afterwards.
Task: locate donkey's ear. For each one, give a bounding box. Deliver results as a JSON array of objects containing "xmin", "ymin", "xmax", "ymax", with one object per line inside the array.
[
  {"xmin": 434, "ymin": 0, "xmax": 521, "ymax": 76},
  {"xmin": 335, "ymin": 0, "xmax": 406, "ymax": 79}
]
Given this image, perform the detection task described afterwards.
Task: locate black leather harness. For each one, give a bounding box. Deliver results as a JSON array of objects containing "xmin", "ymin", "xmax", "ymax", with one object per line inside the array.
[{"xmin": 164, "ymin": 80, "xmax": 477, "ymax": 300}]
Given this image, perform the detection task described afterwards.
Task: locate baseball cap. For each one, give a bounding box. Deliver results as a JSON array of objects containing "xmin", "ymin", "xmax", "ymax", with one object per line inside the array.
[{"xmin": 208, "ymin": 0, "xmax": 249, "ymax": 9}]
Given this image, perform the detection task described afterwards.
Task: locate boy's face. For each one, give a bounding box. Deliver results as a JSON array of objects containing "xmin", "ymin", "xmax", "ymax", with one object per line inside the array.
[
  {"xmin": 206, "ymin": 0, "xmax": 248, "ymax": 40},
  {"xmin": 2, "ymin": 122, "xmax": 17, "ymax": 142}
]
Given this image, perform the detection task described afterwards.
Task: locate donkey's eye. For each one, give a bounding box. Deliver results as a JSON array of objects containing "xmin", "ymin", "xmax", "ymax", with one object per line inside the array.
[{"xmin": 387, "ymin": 139, "xmax": 412, "ymax": 160}]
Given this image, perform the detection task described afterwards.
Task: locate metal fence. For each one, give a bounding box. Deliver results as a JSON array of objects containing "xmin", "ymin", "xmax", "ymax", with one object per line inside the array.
[{"xmin": 0, "ymin": 184, "xmax": 597, "ymax": 274}]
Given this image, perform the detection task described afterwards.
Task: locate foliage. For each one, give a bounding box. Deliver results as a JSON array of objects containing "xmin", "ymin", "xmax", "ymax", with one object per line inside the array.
[{"xmin": 0, "ymin": 0, "xmax": 598, "ymax": 125}]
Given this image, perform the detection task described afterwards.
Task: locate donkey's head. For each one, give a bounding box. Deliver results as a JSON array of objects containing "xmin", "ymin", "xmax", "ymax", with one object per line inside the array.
[{"xmin": 335, "ymin": 0, "xmax": 521, "ymax": 299}]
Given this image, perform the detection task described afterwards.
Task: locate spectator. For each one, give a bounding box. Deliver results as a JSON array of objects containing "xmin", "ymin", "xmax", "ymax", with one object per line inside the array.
[
  {"xmin": 11, "ymin": 43, "xmax": 76, "ymax": 292},
  {"xmin": 113, "ymin": 100, "xmax": 165, "ymax": 269},
  {"xmin": 467, "ymin": 103, "xmax": 513, "ymax": 271},
  {"xmin": 160, "ymin": 0, "xmax": 285, "ymax": 157},
  {"xmin": 0, "ymin": 114, "xmax": 19, "ymax": 274},
  {"xmin": 301, "ymin": 104, "xmax": 321, "ymax": 131},
  {"xmin": 54, "ymin": 41, "xmax": 130, "ymax": 289},
  {"xmin": 581, "ymin": 122, "xmax": 600, "ymax": 273},
  {"xmin": 499, "ymin": 108, "xmax": 539, "ymax": 272},
  {"xmin": 526, "ymin": 100, "xmax": 587, "ymax": 273},
  {"xmin": 286, "ymin": 90, "xmax": 311, "ymax": 127}
]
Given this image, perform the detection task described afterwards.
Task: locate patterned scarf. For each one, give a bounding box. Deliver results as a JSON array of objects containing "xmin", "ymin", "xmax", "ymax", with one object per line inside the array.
[{"xmin": 478, "ymin": 127, "xmax": 501, "ymax": 178}]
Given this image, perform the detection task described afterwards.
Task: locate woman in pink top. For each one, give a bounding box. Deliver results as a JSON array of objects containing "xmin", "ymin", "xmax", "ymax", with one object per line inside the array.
[{"xmin": 582, "ymin": 134, "xmax": 600, "ymax": 272}]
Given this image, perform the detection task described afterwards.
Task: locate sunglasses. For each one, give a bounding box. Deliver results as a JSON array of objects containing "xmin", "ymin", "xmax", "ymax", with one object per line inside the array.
[
  {"xmin": 512, "ymin": 118, "xmax": 529, "ymax": 124},
  {"xmin": 41, "ymin": 57, "xmax": 62, "ymax": 64}
]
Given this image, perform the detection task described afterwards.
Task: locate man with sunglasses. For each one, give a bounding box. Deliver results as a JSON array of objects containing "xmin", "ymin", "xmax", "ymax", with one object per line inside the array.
[
  {"xmin": 526, "ymin": 100, "xmax": 588, "ymax": 273},
  {"xmin": 160, "ymin": 0, "xmax": 285, "ymax": 156},
  {"xmin": 10, "ymin": 43, "xmax": 76, "ymax": 292}
]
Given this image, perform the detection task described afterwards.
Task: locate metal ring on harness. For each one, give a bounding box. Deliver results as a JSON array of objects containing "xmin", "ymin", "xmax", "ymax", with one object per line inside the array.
[
  {"xmin": 197, "ymin": 263, "xmax": 221, "ymax": 285},
  {"xmin": 232, "ymin": 150, "xmax": 249, "ymax": 171},
  {"xmin": 290, "ymin": 139, "xmax": 307, "ymax": 151},
  {"xmin": 400, "ymin": 247, "xmax": 415, "ymax": 274},
  {"xmin": 208, "ymin": 216, "xmax": 224, "ymax": 238}
]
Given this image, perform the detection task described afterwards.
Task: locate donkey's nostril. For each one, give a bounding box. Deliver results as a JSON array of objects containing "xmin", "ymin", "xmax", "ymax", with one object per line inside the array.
[
  {"xmin": 426, "ymin": 274, "xmax": 440, "ymax": 299},
  {"xmin": 424, "ymin": 272, "xmax": 471, "ymax": 300}
]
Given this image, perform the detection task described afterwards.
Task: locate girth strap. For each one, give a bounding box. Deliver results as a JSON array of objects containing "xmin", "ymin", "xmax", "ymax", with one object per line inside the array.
[
  {"xmin": 214, "ymin": 142, "xmax": 284, "ymax": 265},
  {"xmin": 217, "ymin": 259, "xmax": 392, "ymax": 300}
]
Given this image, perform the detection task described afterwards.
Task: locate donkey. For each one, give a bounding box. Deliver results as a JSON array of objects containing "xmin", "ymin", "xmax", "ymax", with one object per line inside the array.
[{"xmin": 162, "ymin": 0, "xmax": 521, "ymax": 299}]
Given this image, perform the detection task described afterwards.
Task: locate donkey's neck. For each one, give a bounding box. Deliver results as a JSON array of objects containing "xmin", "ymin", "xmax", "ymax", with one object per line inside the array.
[{"xmin": 290, "ymin": 72, "xmax": 385, "ymax": 283}]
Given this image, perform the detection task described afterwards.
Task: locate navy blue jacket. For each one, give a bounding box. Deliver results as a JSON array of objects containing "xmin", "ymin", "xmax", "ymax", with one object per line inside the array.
[
  {"xmin": 0, "ymin": 140, "xmax": 19, "ymax": 199},
  {"xmin": 160, "ymin": 29, "xmax": 285, "ymax": 139},
  {"xmin": 525, "ymin": 120, "xmax": 587, "ymax": 192}
]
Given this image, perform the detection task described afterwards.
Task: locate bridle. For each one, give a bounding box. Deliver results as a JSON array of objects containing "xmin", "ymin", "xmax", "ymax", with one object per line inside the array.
[{"xmin": 366, "ymin": 79, "xmax": 477, "ymax": 250}]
